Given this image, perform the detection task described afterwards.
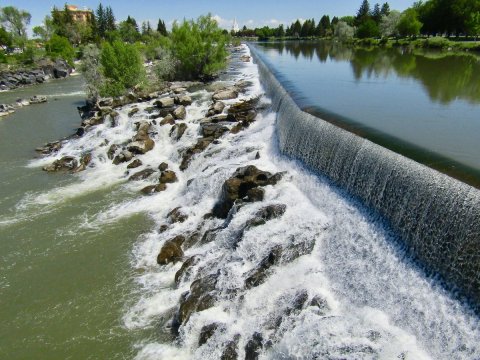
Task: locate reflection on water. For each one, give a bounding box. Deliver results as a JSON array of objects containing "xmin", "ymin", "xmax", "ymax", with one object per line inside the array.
[
  {"xmin": 261, "ymin": 41, "xmax": 480, "ymax": 105},
  {"xmin": 254, "ymin": 41, "xmax": 480, "ymax": 185}
]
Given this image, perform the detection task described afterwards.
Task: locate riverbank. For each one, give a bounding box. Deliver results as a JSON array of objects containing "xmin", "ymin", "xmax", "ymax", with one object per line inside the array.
[
  {"xmin": 0, "ymin": 59, "xmax": 73, "ymax": 92},
  {"xmin": 15, "ymin": 44, "xmax": 478, "ymax": 359}
]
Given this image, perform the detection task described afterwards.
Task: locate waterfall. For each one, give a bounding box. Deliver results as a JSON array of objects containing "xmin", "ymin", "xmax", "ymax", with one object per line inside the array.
[{"xmin": 249, "ymin": 44, "xmax": 480, "ymax": 310}]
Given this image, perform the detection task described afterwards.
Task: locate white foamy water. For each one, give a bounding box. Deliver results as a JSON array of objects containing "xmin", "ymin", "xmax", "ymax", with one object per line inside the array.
[{"xmin": 20, "ymin": 45, "xmax": 480, "ymax": 359}]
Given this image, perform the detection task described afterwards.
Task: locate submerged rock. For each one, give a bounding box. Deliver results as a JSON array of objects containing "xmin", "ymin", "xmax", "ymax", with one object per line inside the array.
[
  {"xmin": 245, "ymin": 332, "xmax": 263, "ymax": 360},
  {"xmin": 167, "ymin": 207, "xmax": 188, "ymax": 223},
  {"xmin": 173, "ymin": 273, "xmax": 219, "ymax": 334},
  {"xmin": 175, "ymin": 255, "xmax": 201, "ymax": 285},
  {"xmin": 170, "ymin": 123, "xmax": 187, "ymax": 140},
  {"xmin": 74, "ymin": 153, "xmax": 92, "ymax": 172},
  {"xmin": 29, "ymin": 95, "xmax": 47, "ymax": 104},
  {"xmin": 141, "ymin": 183, "xmax": 166, "ymax": 194},
  {"xmin": 200, "ymin": 123, "xmax": 229, "ymax": 139},
  {"xmin": 198, "ymin": 323, "xmax": 219, "ymax": 346},
  {"xmin": 43, "ymin": 156, "xmax": 78, "ymax": 172},
  {"xmin": 160, "ymin": 114, "xmax": 175, "ymax": 126},
  {"xmin": 245, "ymin": 245, "xmax": 283, "ymax": 289},
  {"xmin": 128, "ymin": 168, "xmax": 155, "ymax": 181}
]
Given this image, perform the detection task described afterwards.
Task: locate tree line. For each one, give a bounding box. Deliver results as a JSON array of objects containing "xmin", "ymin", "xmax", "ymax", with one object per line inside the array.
[{"xmin": 234, "ymin": 0, "xmax": 480, "ymax": 40}]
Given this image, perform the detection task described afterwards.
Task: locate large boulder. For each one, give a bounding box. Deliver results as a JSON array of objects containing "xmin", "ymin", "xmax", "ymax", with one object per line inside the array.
[
  {"xmin": 128, "ymin": 168, "xmax": 156, "ymax": 181},
  {"xmin": 173, "ymin": 105, "xmax": 186, "ymax": 120},
  {"xmin": 212, "ymin": 166, "xmax": 285, "ymax": 218},
  {"xmin": 157, "ymin": 235, "xmax": 185, "ymax": 265},
  {"xmin": 155, "ymin": 97, "xmax": 175, "ymax": 108},
  {"xmin": 175, "ymin": 95, "xmax": 192, "ymax": 106},
  {"xmin": 159, "ymin": 170, "xmax": 178, "ymax": 184},
  {"xmin": 200, "ymin": 123, "xmax": 229, "ymax": 139},
  {"xmin": 43, "ymin": 156, "xmax": 78, "ymax": 172},
  {"xmin": 208, "ymin": 101, "xmax": 225, "ymax": 116},
  {"xmin": 213, "ymin": 88, "xmax": 238, "ymax": 101},
  {"xmin": 127, "ymin": 121, "xmax": 155, "ymax": 154},
  {"xmin": 113, "ymin": 150, "xmax": 134, "ymax": 165}
]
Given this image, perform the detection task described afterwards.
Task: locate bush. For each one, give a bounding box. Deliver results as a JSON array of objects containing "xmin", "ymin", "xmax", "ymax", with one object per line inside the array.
[
  {"xmin": 45, "ymin": 34, "xmax": 75, "ymax": 65},
  {"xmin": 154, "ymin": 47, "xmax": 176, "ymax": 81},
  {"xmin": 425, "ymin": 36, "xmax": 450, "ymax": 49},
  {"xmin": 99, "ymin": 40, "xmax": 146, "ymax": 97},
  {"xmin": 356, "ymin": 19, "xmax": 380, "ymax": 39},
  {"xmin": 170, "ymin": 14, "xmax": 228, "ymax": 80},
  {"xmin": 80, "ymin": 44, "xmax": 103, "ymax": 100}
]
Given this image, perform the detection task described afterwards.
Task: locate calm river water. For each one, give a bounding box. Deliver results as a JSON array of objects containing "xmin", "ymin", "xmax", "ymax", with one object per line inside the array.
[{"xmin": 253, "ymin": 41, "xmax": 480, "ymax": 187}]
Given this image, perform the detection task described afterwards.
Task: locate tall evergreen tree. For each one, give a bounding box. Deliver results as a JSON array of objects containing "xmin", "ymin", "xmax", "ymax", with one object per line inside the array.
[
  {"xmin": 372, "ymin": 3, "xmax": 382, "ymax": 23},
  {"xmin": 356, "ymin": 0, "xmax": 371, "ymax": 25},
  {"xmin": 157, "ymin": 19, "xmax": 168, "ymax": 36},
  {"xmin": 105, "ymin": 6, "xmax": 116, "ymax": 32},
  {"xmin": 381, "ymin": 2, "xmax": 391, "ymax": 16},
  {"xmin": 96, "ymin": 4, "xmax": 106, "ymax": 38}
]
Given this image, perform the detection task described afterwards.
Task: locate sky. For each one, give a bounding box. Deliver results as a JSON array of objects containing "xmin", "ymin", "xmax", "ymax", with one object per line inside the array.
[{"xmin": 1, "ymin": 0, "xmax": 415, "ymax": 32}]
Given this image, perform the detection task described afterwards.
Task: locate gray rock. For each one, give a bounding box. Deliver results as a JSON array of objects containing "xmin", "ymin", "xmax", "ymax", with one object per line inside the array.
[
  {"xmin": 213, "ymin": 89, "xmax": 238, "ymax": 101},
  {"xmin": 173, "ymin": 105, "xmax": 186, "ymax": 120},
  {"xmin": 155, "ymin": 97, "xmax": 175, "ymax": 108}
]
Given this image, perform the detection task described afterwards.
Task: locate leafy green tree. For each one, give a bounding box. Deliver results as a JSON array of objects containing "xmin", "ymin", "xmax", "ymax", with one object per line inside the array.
[
  {"xmin": 340, "ymin": 16, "xmax": 356, "ymax": 27},
  {"xmin": 466, "ymin": 11, "xmax": 480, "ymax": 40},
  {"xmin": 276, "ymin": 24, "xmax": 285, "ymax": 37},
  {"xmin": 0, "ymin": 26, "xmax": 13, "ymax": 50},
  {"xmin": 33, "ymin": 16, "xmax": 55, "ymax": 42},
  {"xmin": 170, "ymin": 14, "xmax": 229, "ymax": 80},
  {"xmin": 80, "ymin": 44, "xmax": 103, "ymax": 100},
  {"xmin": 356, "ymin": 18, "xmax": 380, "ymax": 38},
  {"xmin": 0, "ymin": 6, "xmax": 31, "ymax": 49},
  {"xmin": 118, "ymin": 20, "xmax": 140, "ymax": 43},
  {"xmin": 334, "ymin": 21, "xmax": 355, "ymax": 41},
  {"xmin": 45, "ymin": 34, "xmax": 75, "ymax": 64},
  {"xmin": 380, "ymin": 10, "xmax": 401, "ymax": 37},
  {"xmin": 397, "ymin": 8, "xmax": 422, "ymax": 37},
  {"xmin": 291, "ymin": 20, "xmax": 302, "ymax": 37},
  {"xmin": 100, "ymin": 40, "xmax": 145, "ymax": 96}
]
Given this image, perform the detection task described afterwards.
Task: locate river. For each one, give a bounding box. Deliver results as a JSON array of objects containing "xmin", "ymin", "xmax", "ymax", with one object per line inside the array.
[
  {"xmin": 252, "ymin": 41, "xmax": 480, "ymax": 187},
  {"xmin": 0, "ymin": 45, "xmax": 479, "ymax": 359}
]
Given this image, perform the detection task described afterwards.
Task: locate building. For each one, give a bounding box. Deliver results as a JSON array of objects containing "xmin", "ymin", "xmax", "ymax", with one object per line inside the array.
[
  {"xmin": 64, "ymin": 5, "xmax": 93, "ymax": 23},
  {"xmin": 232, "ymin": 18, "xmax": 239, "ymax": 33}
]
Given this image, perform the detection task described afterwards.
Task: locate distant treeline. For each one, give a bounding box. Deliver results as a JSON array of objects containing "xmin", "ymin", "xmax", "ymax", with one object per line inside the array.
[{"xmin": 234, "ymin": 0, "xmax": 480, "ymax": 40}]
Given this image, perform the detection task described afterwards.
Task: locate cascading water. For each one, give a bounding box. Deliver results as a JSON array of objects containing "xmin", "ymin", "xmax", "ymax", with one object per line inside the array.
[
  {"xmin": 249, "ymin": 44, "xmax": 480, "ymax": 312},
  {"xmin": 6, "ymin": 45, "xmax": 480, "ymax": 359}
]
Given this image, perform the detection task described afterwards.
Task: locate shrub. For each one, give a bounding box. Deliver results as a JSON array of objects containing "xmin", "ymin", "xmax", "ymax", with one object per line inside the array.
[
  {"xmin": 45, "ymin": 34, "xmax": 75, "ymax": 65},
  {"xmin": 99, "ymin": 40, "xmax": 146, "ymax": 97},
  {"xmin": 425, "ymin": 36, "xmax": 450, "ymax": 49},
  {"xmin": 80, "ymin": 44, "xmax": 103, "ymax": 100},
  {"xmin": 154, "ymin": 47, "xmax": 176, "ymax": 81},
  {"xmin": 170, "ymin": 14, "xmax": 228, "ymax": 80}
]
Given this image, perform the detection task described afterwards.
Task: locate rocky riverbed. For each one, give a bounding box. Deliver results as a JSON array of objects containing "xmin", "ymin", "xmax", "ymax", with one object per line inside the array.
[{"xmin": 31, "ymin": 45, "xmax": 480, "ymax": 360}]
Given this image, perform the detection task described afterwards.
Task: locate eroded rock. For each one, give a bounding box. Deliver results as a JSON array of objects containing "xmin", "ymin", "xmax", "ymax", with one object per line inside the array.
[
  {"xmin": 157, "ymin": 235, "xmax": 185, "ymax": 265},
  {"xmin": 43, "ymin": 156, "xmax": 78, "ymax": 172},
  {"xmin": 129, "ymin": 168, "xmax": 155, "ymax": 181}
]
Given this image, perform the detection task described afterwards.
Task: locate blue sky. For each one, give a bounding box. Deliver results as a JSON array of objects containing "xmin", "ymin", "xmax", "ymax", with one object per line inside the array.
[{"xmin": 2, "ymin": 0, "xmax": 415, "ymax": 31}]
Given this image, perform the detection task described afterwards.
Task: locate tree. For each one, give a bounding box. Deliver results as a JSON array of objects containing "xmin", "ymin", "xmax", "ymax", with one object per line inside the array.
[
  {"xmin": 118, "ymin": 20, "xmax": 140, "ymax": 43},
  {"xmin": 0, "ymin": 26, "xmax": 13, "ymax": 50},
  {"xmin": 356, "ymin": 18, "xmax": 380, "ymax": 38},
  {"xmin": 96, "ymin": 4, "xmax": 106, "ymax": 38},
  {"xmin": 170, "ymin": 14, "xmax": 228, "ymax": 80},
  {"xmin": 276, "ymin": 24, "xmax": 285, "ymax": 37},
  {"xmin": 381, "ymin": 2, "xmax": 391, "ymax": 16},
  {"xmin": 99, "ymin": 40, "xmax": 145, "ymax": 96},
  {"xmin": 372, "ymin": 3, "xmax": 382, "ymax": 23},
  {"xmin": 397, "ymin": 8, "xmax": 422, "ymax": 37},
  {"xmin": 356, "ymin": 0, "xmax": 371, "ymax": 26},
  {"xmin": 380, "ymin": 10, "xmax": 401, "ymax": 37},
  {"xmin": 157, "ymin": 19, "xmax": 168, "ymax": 36},
  {"xmin": 33, "ymin": 16, "xmax": 55, "ymax": 42},
  {"xmin": 80, "ymin": 44, "xmax": 103, "ymax": 100},
  {"xmin": 334, "ymin": 21, "xmax": 355, "ymax": 41},
  {"xmin": 105, "ymin": 6, "xmax": 116, "ymax": 32},
  {"xmin": 292, "ymin": 19, "xmax": 302, "ymax": 37},
  {"xmin": 466, "ymin": 11, "xmax": 480, "ymax": 40},
  {"xmin": 0, "ymin": 6, "xmax": 31, "ymax": 49},
  {"xmin": 45, "ymin": 34, "xmax": 75, "ymax": 64}
]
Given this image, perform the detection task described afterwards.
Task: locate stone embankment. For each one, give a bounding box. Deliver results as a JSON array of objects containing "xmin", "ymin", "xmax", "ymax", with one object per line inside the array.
[{"xmin": 0, "ymin": 59, "xmax": 72, "ymax": 91}]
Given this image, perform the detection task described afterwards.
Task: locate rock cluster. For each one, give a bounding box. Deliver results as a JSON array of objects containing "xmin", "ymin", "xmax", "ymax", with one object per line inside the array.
[
  {"xmin": 0, "ymin": 59, "xmax": 72, "ymax": 91},
  {"xmin": 0, "ymin": 95, "xmax": 48, "ymax": 117}
]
